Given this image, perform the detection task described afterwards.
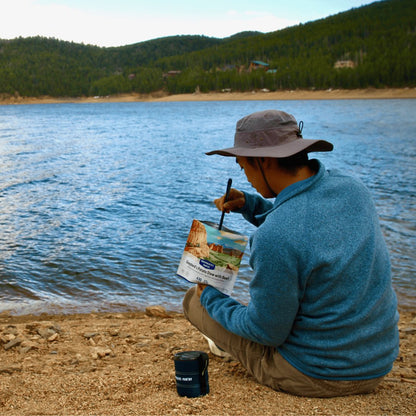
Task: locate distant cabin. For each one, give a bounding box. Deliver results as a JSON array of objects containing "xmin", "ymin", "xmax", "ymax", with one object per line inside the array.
[
  {"xmin": 334, "ymin": 60, "xmax": 355, "ymax": 69},
  {"xmin": 163, "ymin": 70, "xmax": 182, "ymax": 78},
  {"xmin": 249, "ymin": 60, "xmax": 270, "ymax": 71}
]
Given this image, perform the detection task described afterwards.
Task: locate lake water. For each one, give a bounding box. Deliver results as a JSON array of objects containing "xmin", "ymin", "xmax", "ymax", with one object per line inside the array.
[{"xmin": 0, "ymin": 99, "xmax": 415, "ymax": 315}]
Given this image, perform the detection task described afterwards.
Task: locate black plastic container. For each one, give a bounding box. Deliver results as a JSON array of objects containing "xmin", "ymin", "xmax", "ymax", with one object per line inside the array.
[{"xmin": 173, "ymin": 351, "xmax": 209, "ymax": 398}]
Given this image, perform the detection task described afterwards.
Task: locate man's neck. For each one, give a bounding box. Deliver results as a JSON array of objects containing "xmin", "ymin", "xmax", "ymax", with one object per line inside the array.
[{"xmin": 268, "ymin": 163, "xmax": 316, "ymax": 196}]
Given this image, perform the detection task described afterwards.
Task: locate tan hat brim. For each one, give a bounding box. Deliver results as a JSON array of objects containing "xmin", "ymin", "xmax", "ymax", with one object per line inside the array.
[{"xmin": 206, "ymin": 138, "xmax": 333, "ymax": 158}]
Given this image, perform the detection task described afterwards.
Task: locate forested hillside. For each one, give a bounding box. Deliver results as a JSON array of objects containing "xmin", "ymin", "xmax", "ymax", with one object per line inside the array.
[{"xmin": 0, "ymin": 0, "xmax": 414, "ymax": 98}]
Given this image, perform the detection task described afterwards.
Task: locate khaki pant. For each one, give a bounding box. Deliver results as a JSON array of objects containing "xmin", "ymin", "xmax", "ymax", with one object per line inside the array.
[{"xmin": 183, "ymin": 287, "xmax": 384, "ymax": 398}]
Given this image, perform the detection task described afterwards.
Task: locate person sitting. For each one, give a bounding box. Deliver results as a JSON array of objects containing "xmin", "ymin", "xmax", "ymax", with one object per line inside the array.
[{"xmin": 183, "ymin": 109, "xmax": 399, "ymax": 397}]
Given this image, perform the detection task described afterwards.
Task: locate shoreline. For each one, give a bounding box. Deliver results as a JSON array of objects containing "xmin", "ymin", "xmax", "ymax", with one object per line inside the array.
[
  {"xmin": 0, "ymin": 307, "xmax": 415, "ymax": 415},
  {"xmin": 1, "ymin": 301, "xmax": 413, "ymax": 321},
  {"xmin": 1, "ymin": 87, "xmax": 416, "ymax": 105}
]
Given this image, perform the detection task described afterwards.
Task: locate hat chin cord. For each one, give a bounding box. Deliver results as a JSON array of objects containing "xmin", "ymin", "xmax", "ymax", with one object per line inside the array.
[{"xmin": 256, "ymin": 158, "xmax": 277, "ymax": 198}]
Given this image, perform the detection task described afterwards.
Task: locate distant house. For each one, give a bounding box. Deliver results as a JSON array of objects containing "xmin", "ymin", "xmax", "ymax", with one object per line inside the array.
[
  {"xmin": 249, "ymin": 60, "xmax": 270, "ymax": 71},
  {"xmin": 334, "ymin": 60, "xmax": 355, "ymax": 69},
  {"xmin": 163, "ymin": 70, "xmax": 182, "ymax": 78}
]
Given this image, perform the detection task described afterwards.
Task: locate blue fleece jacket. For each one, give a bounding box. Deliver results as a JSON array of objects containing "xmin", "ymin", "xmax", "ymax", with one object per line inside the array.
[{"xmin": 201, "ymin": 160, "xmax": 399, "ymax": 380}]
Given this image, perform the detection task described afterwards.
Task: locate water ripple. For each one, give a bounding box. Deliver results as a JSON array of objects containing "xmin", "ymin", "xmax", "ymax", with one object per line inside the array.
[{"xmin": 0, "ymin": 100, "xmax": 415, "ymax": 314}]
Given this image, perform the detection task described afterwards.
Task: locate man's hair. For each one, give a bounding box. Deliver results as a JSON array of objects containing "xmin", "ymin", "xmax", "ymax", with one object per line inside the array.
[{"xmin": 277, "ymin": 151, "xmax": 309, "ymax": 174}]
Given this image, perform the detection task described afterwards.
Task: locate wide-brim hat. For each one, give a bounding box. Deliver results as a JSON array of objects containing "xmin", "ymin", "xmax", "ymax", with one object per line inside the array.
[{"xmin": 206, "ymin": 110, "xmax": 333, "ymax": 158}]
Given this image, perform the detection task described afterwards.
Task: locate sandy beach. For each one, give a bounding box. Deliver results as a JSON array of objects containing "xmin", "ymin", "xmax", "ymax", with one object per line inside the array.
[
  {"xmin": 0, "ymin": 307, "xmax": 415, "ymax": 416},
  {"xmin": 1, "ymin": 88, "xmax": 416, "ymax": 105}
]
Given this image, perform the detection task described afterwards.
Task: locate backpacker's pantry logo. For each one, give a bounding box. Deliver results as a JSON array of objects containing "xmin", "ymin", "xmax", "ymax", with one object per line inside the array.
[{"xmin": 177, "ymin": 220, "xmax": 248, "ymax": 296}]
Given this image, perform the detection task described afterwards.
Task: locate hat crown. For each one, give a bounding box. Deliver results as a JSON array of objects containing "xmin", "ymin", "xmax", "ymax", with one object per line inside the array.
[
  {"xmin": 235, "ymin": 110, "xmax": 299, "ymax": 149},
  {"xmin": 236, "ymin": 110, "xmax": 297, "ymax": 134}
]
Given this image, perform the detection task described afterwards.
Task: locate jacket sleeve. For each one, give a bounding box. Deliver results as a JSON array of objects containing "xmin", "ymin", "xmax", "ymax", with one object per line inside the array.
[
  {"xmin": 237, "ymin": 192, "xmax": 273, "ymax": 227},
  {"xmin": 200, "ymin": 219, "xmax": 300, "ymax": 346}
]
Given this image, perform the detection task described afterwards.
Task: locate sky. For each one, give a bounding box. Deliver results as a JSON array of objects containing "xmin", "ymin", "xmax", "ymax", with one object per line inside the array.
[{"xmin": 1, "ymin": 0, "xmax": 378, "ymax": 47}]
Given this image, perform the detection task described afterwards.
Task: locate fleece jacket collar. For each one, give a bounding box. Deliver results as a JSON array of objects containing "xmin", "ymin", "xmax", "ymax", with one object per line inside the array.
[{"xmin": 254, "ymin": 159, "xmax": 327, "ymax": 223}]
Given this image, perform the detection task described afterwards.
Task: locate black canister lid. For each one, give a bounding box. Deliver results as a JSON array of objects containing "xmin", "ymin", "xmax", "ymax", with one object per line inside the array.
[{"xmin": 174, "ymin": 351, "xmax": 207, "ymax": 361}]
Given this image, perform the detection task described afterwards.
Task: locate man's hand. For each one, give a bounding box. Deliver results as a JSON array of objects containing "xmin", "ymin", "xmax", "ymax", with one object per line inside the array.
[
  {"xmin": 214, "ymin": 188, "xmax": 245, "ymax": 213},
  {"xmin": 197, "ymin": 283, "xmax": 208, "ymax": 298}
]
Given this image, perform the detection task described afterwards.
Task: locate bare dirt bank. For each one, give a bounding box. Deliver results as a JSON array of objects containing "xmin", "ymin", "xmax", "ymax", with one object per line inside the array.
[
  {"xmin": 152, "ymin": 88, "xmax": 416, "ymax": 102},
  {"xmin": 0, "ymin": 307, "xmax": 415, "ymax": 415},
  {"xmin": 1, "ymin": 88, "xmax": 416, "ymax": 106}
]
